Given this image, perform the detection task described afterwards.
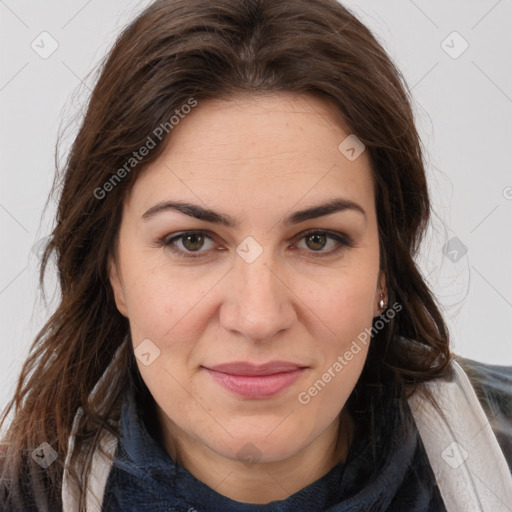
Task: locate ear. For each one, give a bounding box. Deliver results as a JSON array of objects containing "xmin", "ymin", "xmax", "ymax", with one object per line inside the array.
[
  {"xmin": 108, "ymin": 256, "xmax": 128, "ymax": 317},
  {"xmin": 373, "ymin": 270, "xmax": 387, "ymax": 317}
]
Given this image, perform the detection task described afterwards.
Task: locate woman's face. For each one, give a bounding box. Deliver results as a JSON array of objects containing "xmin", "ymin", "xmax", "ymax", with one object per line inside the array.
[{"xmin": 109, "ymin": 92, "xmax": 384, "ymax": 467}]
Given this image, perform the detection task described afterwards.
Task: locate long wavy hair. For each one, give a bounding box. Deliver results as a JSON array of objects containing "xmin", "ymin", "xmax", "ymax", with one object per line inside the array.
[{"xmin": 0, "ymin": 0, "xmax": 451, "ymax": 509}]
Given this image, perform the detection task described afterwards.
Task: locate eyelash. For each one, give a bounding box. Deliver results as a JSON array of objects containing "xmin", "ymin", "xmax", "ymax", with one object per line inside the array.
[{"xmin": 158, "ymin": 229, "xmax": 355, "ymax": 259}]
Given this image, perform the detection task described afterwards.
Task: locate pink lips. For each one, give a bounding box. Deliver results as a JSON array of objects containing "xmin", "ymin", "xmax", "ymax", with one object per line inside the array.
[{"xmin": 203, "ymin": 361, "xmax": 306, "ymax": 398}]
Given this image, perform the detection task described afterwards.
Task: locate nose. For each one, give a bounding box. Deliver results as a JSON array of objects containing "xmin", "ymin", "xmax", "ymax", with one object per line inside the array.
[{"xmin": 219, "ymin": 248, "xmax": 297, "ymax": 342}]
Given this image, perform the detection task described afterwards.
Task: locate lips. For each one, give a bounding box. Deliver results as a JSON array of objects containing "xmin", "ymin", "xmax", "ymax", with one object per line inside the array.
[
  {"xmin": 206, "ymin": 361, "xmax": 306, "ymax": 376},
  {"xmin": 203, "ymin": 361, "xmax": 307, "ymax": 398}
]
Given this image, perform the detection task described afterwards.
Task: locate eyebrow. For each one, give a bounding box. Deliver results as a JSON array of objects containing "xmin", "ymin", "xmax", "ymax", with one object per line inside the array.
[{"xmin": 141, "ymin": 197, "xmax": 367, "ymax": 227}]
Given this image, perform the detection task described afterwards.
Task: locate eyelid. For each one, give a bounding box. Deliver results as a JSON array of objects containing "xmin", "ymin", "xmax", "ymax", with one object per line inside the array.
[{"xmin": 159, "ymin": 229, "xmax": 354, "ymax": 259}]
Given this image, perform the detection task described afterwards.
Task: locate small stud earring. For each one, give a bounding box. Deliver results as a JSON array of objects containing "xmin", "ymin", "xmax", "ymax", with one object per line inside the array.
[{"xmin": 378, "ymin": 294, "xmax": 387, "ymax": 310}]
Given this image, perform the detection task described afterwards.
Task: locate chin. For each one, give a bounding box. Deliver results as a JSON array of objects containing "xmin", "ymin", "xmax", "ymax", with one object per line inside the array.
[{"xmin": 209, "ymin": 428, "xmax": 311, "ymax": 465}]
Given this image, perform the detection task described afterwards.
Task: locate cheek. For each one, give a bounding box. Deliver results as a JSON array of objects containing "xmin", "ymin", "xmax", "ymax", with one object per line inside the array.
[
  {"xmin": 120, "ymin": 252, "xmax": 200, "ymax": 337},
  {"xmin": 309, "ymin": 265, "xmax": 378, "ymax": 342},
  {"xmin": 124, "ymin": 268, "xmax": 198, "ymax": 402},
  {"xmin": 298, "ymin": 346, "xmax": 368, "ymax": 410},
  {"xmin": 120, "ymin": 260, "xmax": 212, "ymax": 388},
  {"xmin": 294, "ymin": 290, "xmax": 371, "ymax": 439},
  {"xmin": 122, "ymin": 274, "xmax": 173, "ymax": 338},
  {"xmin": 298, "ymin": 259, "xmax": 378, "ymax": 408}
]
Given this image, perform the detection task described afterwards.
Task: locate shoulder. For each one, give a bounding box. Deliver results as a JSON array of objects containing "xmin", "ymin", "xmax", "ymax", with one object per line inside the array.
[
  {"xmin": 454, "ymin": 354, "xmax": 512, "ymax": 417},
  {"xmin": 453, "ymin": 354, "xmax": 512, "ymax": 472}
]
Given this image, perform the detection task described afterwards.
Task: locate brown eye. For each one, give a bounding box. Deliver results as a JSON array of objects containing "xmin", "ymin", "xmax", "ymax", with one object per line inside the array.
[
  {"xmin": 294, "ymin": 230, "xmax": 354, "ymax": 257},
  {"xmin": 181, "ymin": 233, "xmax": 205, "ymax": 252},
  {"xmin": 161, "ymin": 231, "xmax": 216, "ymax": 258},
  {"xmin": 305, "ymin": 233, "xmax": 327, "ymax": 251}
]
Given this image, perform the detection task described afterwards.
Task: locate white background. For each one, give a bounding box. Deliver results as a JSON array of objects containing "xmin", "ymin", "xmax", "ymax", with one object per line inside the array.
[{"xmin": 1, "ymin": 0, "xmax": 511, "ymax": 413}]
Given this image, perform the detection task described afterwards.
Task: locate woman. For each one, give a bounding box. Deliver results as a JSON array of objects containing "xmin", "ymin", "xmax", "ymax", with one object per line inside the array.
[{"xmin": 1, "ymin": 0, "xmax": 511, "ymax": 510}]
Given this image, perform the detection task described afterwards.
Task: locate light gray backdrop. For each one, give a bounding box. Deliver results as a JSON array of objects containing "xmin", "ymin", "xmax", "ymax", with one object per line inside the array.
[{"xmin": 1, "ymin": 0, "xmax": 511, "ymax": 415}]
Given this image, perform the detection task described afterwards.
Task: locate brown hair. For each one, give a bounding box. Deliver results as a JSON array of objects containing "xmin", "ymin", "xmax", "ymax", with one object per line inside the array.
[{"xmin": 0, "ymin": 0, "xmax": 451, "ymax": 509}]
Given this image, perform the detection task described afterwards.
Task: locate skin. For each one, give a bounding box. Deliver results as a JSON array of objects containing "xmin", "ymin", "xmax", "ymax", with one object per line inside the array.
[{"xmin": 109, "ymin": 92, "xmax": 387, "ymax": 504}]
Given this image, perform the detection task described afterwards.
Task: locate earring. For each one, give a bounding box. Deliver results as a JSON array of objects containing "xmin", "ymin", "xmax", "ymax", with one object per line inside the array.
[{"xmin": 378, "ymin": 294, "xmax": 387, "ymax": 310}]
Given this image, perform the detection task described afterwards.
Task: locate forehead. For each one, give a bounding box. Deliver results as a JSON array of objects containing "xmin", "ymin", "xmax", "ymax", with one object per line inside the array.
[{"xmin": 126, "ymin": 92, "xmax": 375, "ymax": 223}]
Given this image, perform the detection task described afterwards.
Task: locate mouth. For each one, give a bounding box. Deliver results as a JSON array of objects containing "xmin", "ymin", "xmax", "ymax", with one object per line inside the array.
[{"xmin": 202, "ymin": 361, "xmax": 308, "ymax": 398}]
